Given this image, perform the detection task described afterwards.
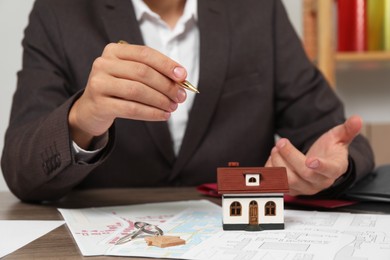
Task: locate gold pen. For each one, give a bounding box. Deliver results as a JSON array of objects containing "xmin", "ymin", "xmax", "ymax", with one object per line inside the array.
[
  {"xmin": 118, "ymin": 40, "xmax": 199, "ymax": 94},
  {"xmin": 178, "ymin": 80, "xmax": 200, "ymax": 94}
]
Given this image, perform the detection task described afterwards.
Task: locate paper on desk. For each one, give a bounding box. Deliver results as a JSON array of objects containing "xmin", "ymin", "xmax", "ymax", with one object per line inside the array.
[
  {"xmin": 60, "ymin": 200, "xmax": 390, "ymax": 260},
  {"xmin": 58, "ymin": 199, "xmax": 221, "ymax": 256},
  {"xmin": 183, "ymin": 210, "xmax": 390, "ymax": 260},
  {"xmin": 0, "ymin": 220, "xmax": 65, "ymax": 258},
  {"xmin": 105, "ymin": 206, "xmax": 223, "ymax": 258}
]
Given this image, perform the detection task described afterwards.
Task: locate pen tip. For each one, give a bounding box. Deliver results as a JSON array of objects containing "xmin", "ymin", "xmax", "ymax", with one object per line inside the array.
[{"xmin": 179, "ymin": 80, "xmax": 199, "ymax": 94}]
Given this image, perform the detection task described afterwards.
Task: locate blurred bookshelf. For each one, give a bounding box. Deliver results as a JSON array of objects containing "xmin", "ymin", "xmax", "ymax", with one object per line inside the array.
[
  {"xmin": 302, "ymin": 0, "xmax": 390, "ymax": 166},
  {"xmin": 336, "ymin": 51, "xmax": 390, "ymax": 62},
  {"xmin": 303, "ymin": 0, "xmax": 390, "ymax": 88}
]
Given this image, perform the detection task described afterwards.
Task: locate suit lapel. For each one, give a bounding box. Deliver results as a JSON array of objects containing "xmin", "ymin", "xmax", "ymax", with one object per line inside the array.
[
  {"xmin": 171, "ymin": 0, "xmax": 230, "ymax": 179},
  {"xmin": 98, "ymin": 0, "xmax": 176, "ymax": 164},
  {"xmin": 99, "ymin": 0, "xmax": 143, "ymax": 44}
]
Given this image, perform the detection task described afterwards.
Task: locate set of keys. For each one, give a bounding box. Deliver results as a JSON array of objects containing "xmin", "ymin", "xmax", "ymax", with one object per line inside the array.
[{"xmin": 115, "ymin": 221, "xmax": 185, "ymax": 248}]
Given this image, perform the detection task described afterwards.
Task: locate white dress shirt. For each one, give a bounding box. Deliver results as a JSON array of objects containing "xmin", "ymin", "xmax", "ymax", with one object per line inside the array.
[
  {"xmin": 132, "ymin": 0, "xmax": 199, "ymax": 155},
  {"xmin": 73, "ymin": 0, "xmax": 199, "ymax": 160}
]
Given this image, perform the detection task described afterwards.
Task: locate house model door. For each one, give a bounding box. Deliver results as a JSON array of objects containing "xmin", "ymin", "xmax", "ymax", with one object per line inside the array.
[{"xmin": 249, "ymin": 201, "xmax": 258, "ymax": 225}]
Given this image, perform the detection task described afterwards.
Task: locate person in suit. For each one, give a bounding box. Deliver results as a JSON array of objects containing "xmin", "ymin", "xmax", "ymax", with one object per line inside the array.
[{"xmin": 1, "ymin": 0, "xmax": 374, "ymax": 202}]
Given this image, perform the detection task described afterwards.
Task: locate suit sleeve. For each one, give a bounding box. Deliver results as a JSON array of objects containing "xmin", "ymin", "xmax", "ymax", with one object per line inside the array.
[
  {"xmin": 1, "ymin": 0, "xmax": 112, "ymax": 202},
  {"xmin": 272, "ymin": 0, "xmax": 374, "ymax": 197}
]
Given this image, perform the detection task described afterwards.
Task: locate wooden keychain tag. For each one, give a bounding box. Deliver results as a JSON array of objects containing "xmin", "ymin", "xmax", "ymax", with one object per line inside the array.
[{"xmin": 145, "ymin": 235, "xmax": 186, "ymax": 248}]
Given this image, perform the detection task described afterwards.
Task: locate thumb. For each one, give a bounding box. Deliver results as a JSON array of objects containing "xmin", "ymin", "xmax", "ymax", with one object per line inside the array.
[
  {"xmin": 265, "ymin": 156, "xmax": 273, "ymax": 167},
  {"xmin": 333, "ymin": 115, "xmax": 363, "ymax": 145}
]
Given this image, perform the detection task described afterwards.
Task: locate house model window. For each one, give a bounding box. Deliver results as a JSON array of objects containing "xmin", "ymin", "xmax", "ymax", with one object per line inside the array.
[
  {"xmin": 265, "ymin": 201, "xmax": 276, "ymax": 216},
  {"xmin": 245, "ymin": 174, "xmax": 260, "ymax": 186},
  {"xmin": 230, "ymin": 201, "xmax": 242, "ymax": 216}
]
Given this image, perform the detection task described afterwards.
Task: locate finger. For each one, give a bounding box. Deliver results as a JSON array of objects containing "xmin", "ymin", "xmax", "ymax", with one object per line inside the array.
[
  {"xmin": 105, "ymin": 43, "xmax": 187, "ymax": 82},
  {"xmin": 269, "ymin": 148, "xmax": 305, "ymax": 186},
  {"xmin": 270, "ymin": 148, "xmax": 319, "ymax": 195},
  {"xmin": 92, "ymin": 77, "xmax": 176, "ymax": 121},
  {"xmin": 110, "ymin": 78, "xmax": 179, "ymax": 113},
  {"xmin": 276, "ymin": 139, "xmax": 330, "ymax": 187},
  {"xmin": 274, "ymin": 138, "xmax": 306, "ymax": 171},
  {"xmin": 305, "ymin": 156, "xmax": 348, "ymax": 181},
  {"xmin": 330, "ymin": 115, "xmax": 362, "ymax": 145},
  {"xmin": 264, "ymin": 156, "xmax": 273, "ymax": 167},
  {"xmin": 110, "ymin": 98, "xmax": 171, "ymax": 121},
  {"xmin": 92, "ymin": 57, "xmax": 187, "ymax": 104}
]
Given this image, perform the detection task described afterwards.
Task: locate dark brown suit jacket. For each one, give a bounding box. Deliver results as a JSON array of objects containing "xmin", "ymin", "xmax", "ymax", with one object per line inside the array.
[{"xmin": 1, "ymin": 0, "xmax": 374, "ymax": 201}]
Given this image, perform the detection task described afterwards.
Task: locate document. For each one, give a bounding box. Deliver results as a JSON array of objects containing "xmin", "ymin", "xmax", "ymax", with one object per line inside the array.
[
  {"xmin": 106, "ymin": 207, "xmax": 223, "ymax": 258},
  {"xmin": 183, "ymin": 210, "xmax": 390, "ymax": 260},
  {"xmin": 0, "ymin": 220, "xmax": 65, "ymax": 258},
  {"xmin": 60, "ymin": 201, "xmax": 390, "ymax": 260},
  {"xmin": 58, "ymin": 200, "xmax": 221, "ymax": 257}
]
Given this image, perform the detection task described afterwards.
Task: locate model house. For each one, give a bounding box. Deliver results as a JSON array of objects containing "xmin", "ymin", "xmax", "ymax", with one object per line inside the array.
[{"xmin": 217, "ymin": 162, "xmax": 289, "ymax": 231}]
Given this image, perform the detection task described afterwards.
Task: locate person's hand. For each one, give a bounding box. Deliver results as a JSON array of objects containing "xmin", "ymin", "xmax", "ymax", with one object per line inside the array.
[
  {"xmin": 68, "ymin": 43, "xmax": 188, "ymax": 148},
  {"xmin": 265, "ymin": 116, "xmax": 362, "ymax": 196}
]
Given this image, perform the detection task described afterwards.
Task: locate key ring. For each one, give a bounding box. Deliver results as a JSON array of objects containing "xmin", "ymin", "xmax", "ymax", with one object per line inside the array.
[
  {"xmin": 115, "ymin": 221, "xmax": 163, "ymax": 245},
  {"xmin": 134, "ymin": 222, "xmax": 163, "ymax": 236}
]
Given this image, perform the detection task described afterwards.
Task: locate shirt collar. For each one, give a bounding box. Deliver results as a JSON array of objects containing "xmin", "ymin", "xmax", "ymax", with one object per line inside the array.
[{"xmin": 131, "ymin": 0, "xmax": 198, "ymax": 23}]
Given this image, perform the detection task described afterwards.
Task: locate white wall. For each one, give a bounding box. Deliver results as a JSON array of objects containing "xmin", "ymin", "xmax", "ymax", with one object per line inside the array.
[
  {"xmin": 281, "ymin": 0, "xmax": 303, "ymax": 37},
  {"xmin": 0, "ymin": 0, "xmax": 35, "ymax": 191},
  {"xmin": 282, "ymin": 0, "xmax": 390, "ymax": 124},
  {"xmin": 336, "ymin": 66, "xmax": 390, "ymax": 123}
]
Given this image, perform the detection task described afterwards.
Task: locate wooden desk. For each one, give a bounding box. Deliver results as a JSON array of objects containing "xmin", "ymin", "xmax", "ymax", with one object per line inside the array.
[
  {"xmin": 0, "ymin": 187, "xmax": 220, "ymax": 259},
  {"xmin": 1, "ymin": 188, "xmax": 389, "ymax": 259}
]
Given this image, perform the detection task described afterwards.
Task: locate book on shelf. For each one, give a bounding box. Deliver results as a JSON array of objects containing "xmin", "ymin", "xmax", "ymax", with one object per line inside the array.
[
  {"xmin": 337, "ymin": 0, "xmax": 367, "ymax": 52},
  {"xmin": 338, "ymin": 0, "xmax": 390, "ymax": 53},
  {"xmin": 367, "ymin": 0, "xmax": 384, "ymax": 51},
  {"xmin": 385, "ymin": 0, "xmax": 390, "ymax": 50}
]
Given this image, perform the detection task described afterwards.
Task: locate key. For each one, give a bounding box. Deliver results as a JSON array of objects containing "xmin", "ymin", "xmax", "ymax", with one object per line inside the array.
[
  {"xmin": 115, "ymin": 222, "xmax": 163, "ymax": 245},
  {"xmin": 115, "ymin": 228, "xmax": 144, "ymax": 245}
]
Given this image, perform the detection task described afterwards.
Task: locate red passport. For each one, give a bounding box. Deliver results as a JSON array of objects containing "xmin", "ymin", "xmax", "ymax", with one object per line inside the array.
[{"xmin": 197, "ymin": 183, "xmax": 358, "ymax": 209}]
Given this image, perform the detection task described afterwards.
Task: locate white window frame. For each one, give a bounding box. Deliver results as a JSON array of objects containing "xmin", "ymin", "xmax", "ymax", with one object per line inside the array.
[{"xmin": 245, "ymin": 174, "xmax": 260, "ymax": 186}]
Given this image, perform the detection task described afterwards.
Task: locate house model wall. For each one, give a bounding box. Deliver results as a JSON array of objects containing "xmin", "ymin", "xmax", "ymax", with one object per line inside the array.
[{"xmin": 217, "ymin": 163, "xmax": 289, "ymax": 231}]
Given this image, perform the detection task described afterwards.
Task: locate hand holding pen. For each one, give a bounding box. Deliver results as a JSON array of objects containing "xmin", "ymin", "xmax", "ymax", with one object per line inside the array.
[
  {"xmin": 68, "ymin": 41, "xmax": 198, "ymax": 149},
  {"xmin": 118, "ymin": 40, "xmax": 199, "ymax": 94}
]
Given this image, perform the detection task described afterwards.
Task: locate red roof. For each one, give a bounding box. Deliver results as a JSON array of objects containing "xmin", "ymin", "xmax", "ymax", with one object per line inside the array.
[{"xmin": 217, "ymin": 166, "xmax": 289, "ymax": 194}]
